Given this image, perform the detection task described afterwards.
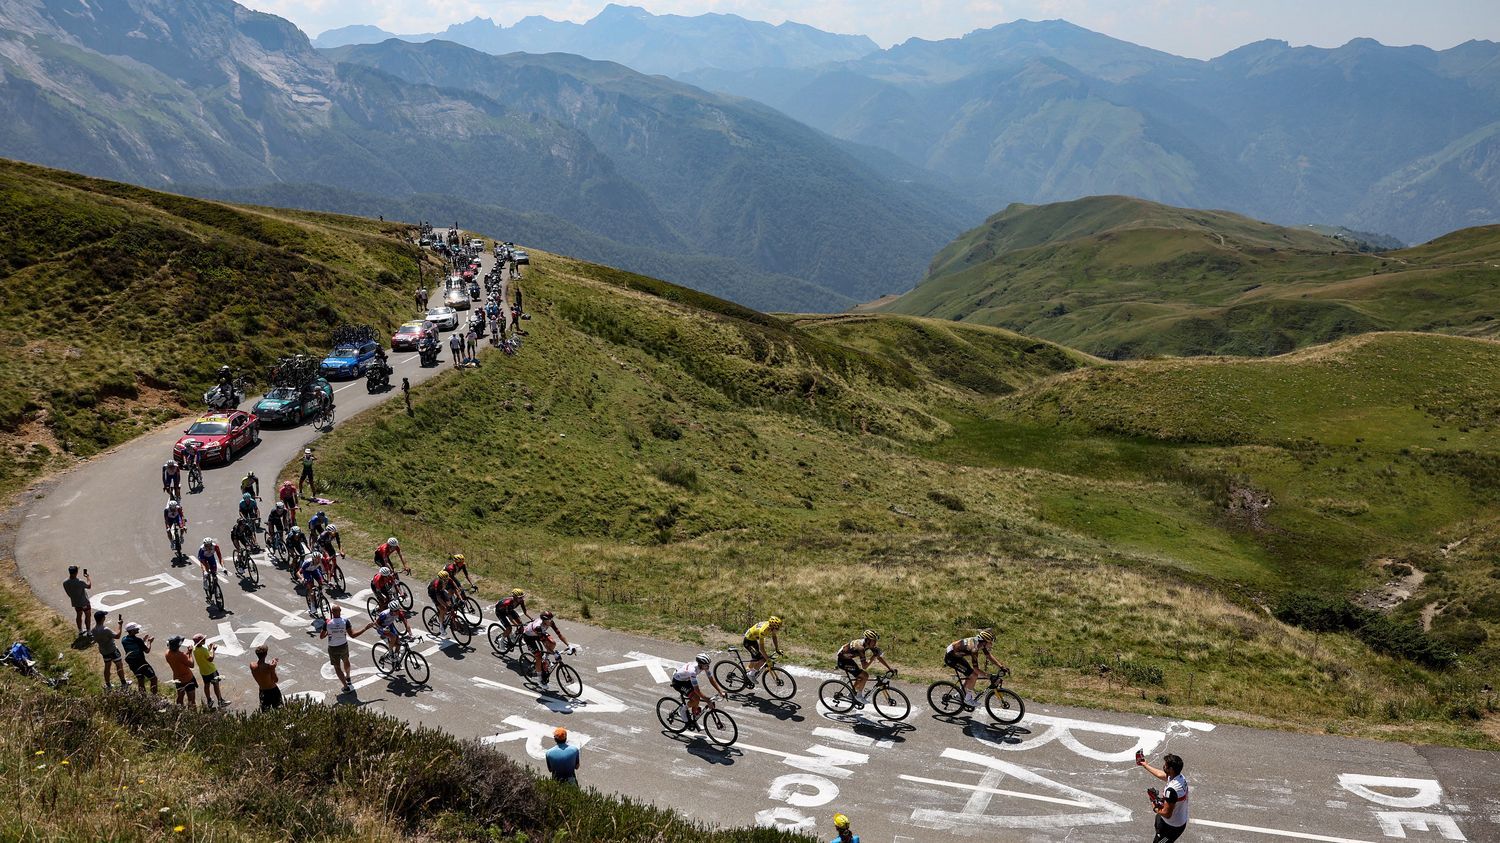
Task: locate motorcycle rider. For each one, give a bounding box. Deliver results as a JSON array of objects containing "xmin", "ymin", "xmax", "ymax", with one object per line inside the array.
[{"xmin": 214, "ymin": 365, "xmax": 236, "ymax": 406}]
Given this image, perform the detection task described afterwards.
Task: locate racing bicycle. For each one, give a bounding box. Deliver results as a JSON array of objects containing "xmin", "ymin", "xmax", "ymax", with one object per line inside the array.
[
  {"xmin": 530, "ymin": 646, "xmax": 583, "ymax": 698},
  {"xmin": 421, "ymin": 602, "xmax": 474, "ymax": 646},
  {"xmin": 486, "ymin": 620, "xmax": 525, "ymax": 657},
  {"xmin": 656, "ymin": 691, "xmax": 738, "ymax": 748},
  {"xmin": 714, "ymin": 646, "xmax": 797, "ymax": 701},
  {"xmin": 371, "ymin": 635, "xmax": 430, "ymax": 685},
  {"xmin": 187, "ymin": 463, "xmax": 203, "ymax": 493},
  {"xmin": 202, "ymin": 571, "xmax": 224, "ymax": 610},
  {"xmin": 313, "ymin": 402, "xmax": 335, "ymax": 433},
  {"xmin": 927, "ymin": 667, "xmax": 1025, "ymax": 725},
  {"xmin": 167, "ymin": 524, "xmax": 184, "ymax": 561},
  {"xmin": 232, "ymin": 545, "xmax": 259, "ymax": 586},
  {"xmin": 819, "ymin": 669, "xmax": 910, "ymax": 720}
]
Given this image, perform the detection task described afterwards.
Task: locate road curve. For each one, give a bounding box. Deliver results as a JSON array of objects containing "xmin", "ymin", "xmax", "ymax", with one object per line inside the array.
[{"xmin": 13, "ymin": 235, "xmax": 1500, "ymax": 842}]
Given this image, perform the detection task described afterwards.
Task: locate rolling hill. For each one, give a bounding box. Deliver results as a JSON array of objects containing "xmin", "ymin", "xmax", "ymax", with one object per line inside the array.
[
  {"xmin": 686, "ymin": 20, "xmax": 1500, "ymax": 244},
  {"xmin": 0, "ymin": 0, "xmax": 972, "ymax": 312},
  {"xmin": 881, "ymin": 195, "xmax": 1500, "ymax": 357}
]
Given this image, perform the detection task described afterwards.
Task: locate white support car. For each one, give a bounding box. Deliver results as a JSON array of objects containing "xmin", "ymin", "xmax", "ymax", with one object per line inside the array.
[{"xmin": 425, "ymin": 306, "xmax": 459, "ymax": 330}]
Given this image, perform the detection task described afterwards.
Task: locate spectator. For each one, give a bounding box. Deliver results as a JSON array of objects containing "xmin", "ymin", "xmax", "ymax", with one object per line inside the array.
[
  {"xmin": 1140, "ymin": 752, "xmax": 1190, "ymax": 842},
  {"xmin": 248, "ymin": 644, "xmax": 282, "ymax": 711},
  {"xmin": 90, "ymin": 610, "xmax": 128, "ymax": 689},
  {"xmin": 545, "ymin": 727, "xmax": 580, "ymax": 785},
  {"xmin": 299, "ymin": 448, "xmax": 317, "ymax": 496},
  {"xmin": 192, "ymin": 634, "xmax": 229, "ymax": 709},
  {"xmin": 121, "ymin": 622, "xmax": 158, "ymax": 696},
  {"xmin": 63, "ymin": 566, "xmax": 92, "ymax": 636},
  {"xmin": 448, "ymin": 333, "xmax": 463, "ymax": 368},
  {"xmin": 164, "ymin": 636, "xmax": 197, "ymax": 708},
  {"xmin": 416, "ymin": 287, "xmax": 427, "ymax": 311},
  {"xmin": 830, "ymin": 812, "xmax": 859, "ymax": 843},
  {"xmin": 465, "ymin": 327, "xmax": 478, "ymax": 360},
  {"xmin": 7, "ymin": 637, "xmax": 37, "ymax": 673},
  {"xmin": 319, "ymin": 605, "xmax": 371, "ymax": 694}
]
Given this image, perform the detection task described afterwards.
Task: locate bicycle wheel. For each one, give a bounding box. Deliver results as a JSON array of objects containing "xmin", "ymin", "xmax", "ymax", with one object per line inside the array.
[
  {"xmin": 486, "ymin": 623, "xmax": 508, "ymax": 655},
  {"xmin": 461, "ymin": 595, "xmax": 482, "ymax": 625},
  {"xmin": 210, "ymin": 579, "xmax": 223, "ymax": 609},
  {"xmin": 311, "ymin": 589, "xmax": 330, "ymax": 618},
  {"xmin": 761, "ymin": 666, "xmax": 797, "ymax": 701},
  {"xmin": 371, "ymin": 643, "xmax": 396, "ymax": 676},
  {"xmin": 403, "ymin": 650, "xmax": 430, "ymax": 684},
  {"xmin": 448, "ymin": 616, "xmax": 473, "ymax": 646},
  {"xmin": 713, "ymin": 660, "xmax": 749, "ymax": 694},
  {"xmin": 245, "ymin": 557, "xmax": 260, "ymax": 586},
  {"xmin": 421, "ymin": 606, "xmax": 440, "ymax": 636},
  {"xmin": 329, "ymin": 564, "xmax": 345, "ymax": 594},
  {"xmin": 395, "ymin": 582, "xmax": 413, "ymax": 611},
  {"xmin": 985, "ymin": 688, "xmax": 1025, "ymax": 725},
  {"xmin": 927, "ymin": 681, "xmax": 967, "ymax": 717},
  {"xmin": 555, "ymin": 663, "xmax": 583, "ymax": 698},
  {"xmin": 819, "ymin": 679, "xmax": 856, "ymax": 713},
  {"xmin": 365, "ymin": 595, "xmax": 382, "ymax": 619},
  {"xmin": 656, "ymin": 696, "xmax": 690, "ymax": 734},
  {"xmin": 702, "ymin": 708, "xmax": 738, "ymax": 748},
  {"xmin": 873, "ymin": 686, "xmax": 912, "ymax": 721}
]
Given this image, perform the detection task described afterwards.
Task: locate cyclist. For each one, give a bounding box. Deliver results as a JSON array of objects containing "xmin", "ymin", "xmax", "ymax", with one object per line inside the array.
[
  {"xmin": 671, "ymin": 653, "xmax": 727, "ymax": 725},
  {"xmin": 161, "ymin": 459, "xmax": 182, "ymax": 497},
  {"xmin": 239, "ymin": 470, "xmax": 260, "ymax": 499},
  {"xmin": 230, "ymin": 515, "xmax": 254, "ymax": 558},
  {"xmin": 443, "ymin": 553, "xmax": 475, "ymax": 589},
  {"xmin": 163, "ymin": 499, "xmax": 187, "ymax": 547},
  {"xmin": 522, "ymin": 611, "xmax": 571, "ymax": 688},
  {"xmin": 284, "ymin": 526, "xmax": 310, "ymax": 582},
  {"xmin": 836, "ymin": 630, "xmax": 894, "ymax": 706},
  {"xmin": 277, "ymin": 480, "xmax": 299, "ymax": 524},
  {"xmin": 181, "ymin": 441, "xmax": 203, "ymax": 472},
  {"xmin": 374, "ymin": 537, "xmax": 405, "ymax": 570},
  {"xmin": 495, "ymin": 588, "xmax": 531, "ymax": 638},
  {"xmin": 196, "ymin": 537, "xmax": 223, "ymax": 597},
  {"xmin": 315, "ymin": 523, "xmax": 343, "ymax": 561},
  {"xmin": 238, "ymin": 491, "xmax": 259, "ymax": 526},
  {"xmin": 298, "ymin": 552, "xmax": 325, "ymax": 617},
  {"xmin": 371, "ymin": 568, "xmax": 414, "ymax": 636},
  {"xmin": 830, "ymin": 812, "xmax": 858, "ymax": 843},
  {"xmin": 427, "ymin": 571, "xmax": 457, "ymax": 635},
  {"xmin": 373, "ymin": 606, "xmax": 406, "ymax": 651},
  {"xmin": 742, "ymin": 616, "xmax": 783, "ymax": 680},
  {"xmin": 266, "ymin": 501, "xmax": 291, "ymax": 548},
  {"xmin": 307, "ymin": 509, "xmax": 329, "ymax": 538},
  {"xmin": 944, "ymin": 630, "xmax": 1005, "ymax": 706}
]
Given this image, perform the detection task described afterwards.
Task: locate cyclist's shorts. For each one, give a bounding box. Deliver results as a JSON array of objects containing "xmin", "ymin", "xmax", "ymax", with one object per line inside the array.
[
  {"xmin": 426, "ymin": 587, "xmax": 447, "ymax": 605},
  {"xmin": 671, "ymin": 678, "xmax": 695, "ymax": 697},
  {"xmin": 499, "ymin": 609, "xmax": 522, "ymax": 626},
  {"xmin": 837, "ymin": 654, "xmax": 863, "ymax": 677},
  {"xmin": 524, "ymin": 634, "xmax": 550, "ymax": 653},
  {"xmin": 301, "ymin": 568, "xmax": 323, "ymax": 584},
  {"xmin": 943, "ymin": 649, "xmax": 971, "ymax": 674},
  {"xmin": 742, "ymin": 638, "xmax": 763, "ymax": 661}
]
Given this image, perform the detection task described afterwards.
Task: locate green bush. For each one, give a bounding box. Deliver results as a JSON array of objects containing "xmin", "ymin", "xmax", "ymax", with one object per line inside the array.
[
  {"xmin": 927, "ymin": 490, "xmax": 967, "ymax": 511},
  {"xmin": 653, "ymin": 461, "xmax": 700, "ymax": 491},
  {"xmin": 1275, "ymin": 592, "xmax": 1456, "ymax": 668}
]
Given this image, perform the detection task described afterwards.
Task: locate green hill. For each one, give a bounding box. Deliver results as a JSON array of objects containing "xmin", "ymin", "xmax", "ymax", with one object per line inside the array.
[
  {"xmin": 882, "ymin": 195, "xmax": 1500, "ymax": 358},
  {"xmin": 0, "ymin": 158, "xmax": 433, "ymax": 494}
]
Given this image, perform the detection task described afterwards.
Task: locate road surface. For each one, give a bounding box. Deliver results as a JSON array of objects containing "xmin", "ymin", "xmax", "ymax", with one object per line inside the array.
[{"xmin": 12, "ymin": 234, "xmax": 1500, "ymax": 842}]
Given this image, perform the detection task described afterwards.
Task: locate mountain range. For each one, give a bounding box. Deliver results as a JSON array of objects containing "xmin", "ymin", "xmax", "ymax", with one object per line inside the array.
[
  {"xmin": 313, "ymin": 4, "xmax": 878, "ymax": 77},
  {"xmin": 684, "ymin": 20, "xmax": 1500, "ymax": 245},
  {"xmin": 882, "ymin": 195, "xmax": 1500, "ymax": 357},
  {"xmin": 0, "ymin": 0, "xmax": 968, "ymax": 311}
]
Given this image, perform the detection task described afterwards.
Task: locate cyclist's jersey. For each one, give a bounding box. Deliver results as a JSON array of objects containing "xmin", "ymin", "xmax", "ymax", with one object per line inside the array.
[
  {"xmin": 316, "ymin": 529, "xmax": 340, "ymax": 550},
  {"xmin": 427, "ymin": 578, "xmax": 449, "ymax": 600},
  {"xmin": 947, "ymin": 637, "xmax": 989, "ymax": 657},
  {"xmin": 522, "ymin": 618, "xmax": 550, "ymax": 638},
  {"xmin": 267, "ymin": 510, "xmax": 290, "ymax": 533},
  {"xmin": 372, "ymin": 573, "xmax": 396, "ymax": 593},
  {"xmin": 240, "ymin": 476, "xmax": 257, "ymax": 494},
  {"xmin": 162, "ymin": 464, "xmax": 180, "ymax": 482},
  {"xmin": 299, "ymin": 556, "xmax": 322, "ymax": 581},
  {"xmin": 839, "ymin": 639, "xmax": 882, "ymax": 661},
  {"xmin": 163, "ymin": 507, "xmax": 185, "ymax": 528},
  {"xmin": 443, "ymin": 560, "xmax": 466, "ymax": 579},
  {"xmin": 374, "ymin": 542, "xmax": 398, "ymax": 564},
  {"xmin": 672, "ymin": 661, "xmax": 705, "ymax": 684},
  {"xmin": 238, "ymin": 498, "xmax": 257, "ymax": 517},
  {"xmin": 182, "ymin": 447, "xmax": 202, "ymax": 466},
  {"xmin": 497, "ymin": 595, "xmax": 526, "ymax": 615},
  {"xmin": 286, "ymin": 534, "xmax": 309, "ymax": 556},
  {"xmin": 375, "ymin": 612, "xmax": 400, "ymax": 638},
  {"xmin": 307, "ymin": 513, "xmax": 329, "ymax": 535},
  {"xmin": 745, "ymin": 621, "xmax": 776, "ymax": 642},
  {"xmin": 197, "ymin": 544, "xmax": 221, "ymax": 571},
  {"xmin": 278, "ymin": 484, "xmax": 297, "ymax": 505}
]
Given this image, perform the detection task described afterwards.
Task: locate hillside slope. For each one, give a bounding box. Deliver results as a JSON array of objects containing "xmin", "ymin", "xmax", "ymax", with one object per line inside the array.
[
  {"xmin": 883, "ymin": 195, "xmax": 1500, "ymax": 357},
  {"xmin": 0, "ymin": 159, "xmax": 429, "ymax": 493}
]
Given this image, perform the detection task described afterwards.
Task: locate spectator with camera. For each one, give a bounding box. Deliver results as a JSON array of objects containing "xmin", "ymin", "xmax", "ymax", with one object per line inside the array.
[{"xmin": 1138, "ymin": 751, "xmax": 1189, "ymax": 842}]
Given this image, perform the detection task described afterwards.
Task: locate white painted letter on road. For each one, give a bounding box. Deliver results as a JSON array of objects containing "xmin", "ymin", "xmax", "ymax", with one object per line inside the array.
[
  {"xmin": 1338, "ymin": 774, "xmax": 1443, "ymax": 809},
  {"xmin": 768, "ymin": 773, "xmax": 839, "ymax": 808},
  {"xmin": 1375, "ymin": 812, "xmax": 1465, "ymax": 840}
]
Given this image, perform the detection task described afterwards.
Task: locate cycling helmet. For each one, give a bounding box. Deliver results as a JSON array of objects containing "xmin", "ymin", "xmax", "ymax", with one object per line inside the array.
[
  {"xmin": 438, "ymin": 570, "xmax": 450, "ymax": 580},
  {"xmin": 288, "ymin": 526, "xmax": 301, "ymax": 535},
  {"xmin": 833, "ymin": 813, "xmax": 850, "ymax": 830},
  {"xmin": 218, "ymin": 365, "xmax": 231, "ymax": 377},
  {"xmin": 768, "ymin": 616, "xmax": 783, "ymax": 628},
  {"xmin": 451, "ymin": 553, "xmax": 465, "ymax": 564},
  {"xmin": 978, "ymin": 630, "xmax": 994, "ymax": 644},
  {"xmin": 201, "ymin": 537, "xmax": 214, "ymax": 546},
  {"xmin": 316, "ymin": 510, "xmax": 325, "ymax": 517},
  {"xmin": 387, "ymin": 537, "xmax": 399, "ymax": 548},
  {"xmin": 540, "ymin": 611, "xmax": 555, "ymax": 621},
  {"xmin": 326, "ymin": 523, "xmax": 336, "ymax": 532},
  {"xmin": 247, "ymin": 471, "xmax": 256, "ymax": 478},
  {"xmin": 695, "ymin": 653, "xmax": 711, "ymax": 667},
  {"xmin": 167, "ymin": 500, "xmax": 180, "ymax": 509},
  {"xmin": 511, "ymin": 587, "xmax": 525, "ymax": 597},
  {"xmin": 379, "ymin": 566, "xmax": 392, "ymax": 577},
  {"xmin": 275, "ymin": 501, "xmax": 285, "ymax": 509},
  {"xmin": 242, "ymin": 492, "xmax": 252, "ymax": 501},
  {"xmin": 863, "ymin": 629, "xmax": 879, "ymax": 642},
  {"xmin": 165, "ymin": 459, "xmax": 178, "ymax": 466}
]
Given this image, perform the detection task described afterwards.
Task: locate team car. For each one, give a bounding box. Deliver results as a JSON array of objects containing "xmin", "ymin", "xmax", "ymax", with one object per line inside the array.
[
  {"xmin": 443, "ymin": 287, "xmax": 471, "ymax": 310},
  {"xmin": 425, "ymin": 307, "xmax": 459, "ymax": 330},
  {"xmin": 319, "ymin": 339, "xmax": 380, "ymax": 379},
  {"xmin": 252, "ymin": 378, "xmax": 334, "ymax": 426},
  {"xmin": 391, "ymin": 320, "xmax": 438, "ymax": 350},
  {"xmin": 173, "ymin": 411, "xmax": 259, "ymax": 465}
]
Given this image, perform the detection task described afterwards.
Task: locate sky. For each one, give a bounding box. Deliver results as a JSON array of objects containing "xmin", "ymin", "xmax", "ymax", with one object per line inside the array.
[{"xmin": 253, "ymin": 0, "xmax": 1500, "ymax": 58}]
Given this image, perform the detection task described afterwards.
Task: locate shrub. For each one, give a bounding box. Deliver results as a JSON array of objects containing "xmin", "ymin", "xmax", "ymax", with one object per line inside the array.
[
  {"xmin": 650, "ymin": 418, "xmax": 682, "ymax": 440},
  {"xmin": 654, "ymin": 461, "xmax": 699, "ymax": 491},
  {"xmin": 927, "ymin": 490, "xmax": 967, "ymax": 511},
  {"xmin": 1275, "ymin": 592, "xmax": 1457, "ymax": 668}
]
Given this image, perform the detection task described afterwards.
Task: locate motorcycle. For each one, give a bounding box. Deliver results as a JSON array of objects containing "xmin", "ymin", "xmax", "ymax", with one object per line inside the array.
[
  {"xmin": 418, "ymin": 338, "xmax": 440, "ymax": 367},
  {"xmin": 471, "ymin": 310, "xmax": 486, "ymax": 336},
  {"xmin": 468, "ymin": 281, "xmax": 481, "ymax": 301},
  {"xmin": 204, "ymin": 378, "xmax": 245, "ymax": 410},
  {"xmin": 365, "ymin": 361, "xmax": 393, "ymax": 393}
]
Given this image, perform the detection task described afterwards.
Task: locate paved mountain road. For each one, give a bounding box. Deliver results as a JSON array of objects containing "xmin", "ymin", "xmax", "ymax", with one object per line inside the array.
[{"xmin": 12, "ymin": 235, "xmax": 1500, "ymax": 842}]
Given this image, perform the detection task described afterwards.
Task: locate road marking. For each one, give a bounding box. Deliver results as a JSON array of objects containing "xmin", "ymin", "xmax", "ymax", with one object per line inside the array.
[
  {"xmin": 907, "ymin": 747, "xmax": 1131, "ymax": 832},
  {"xmin": 130, "ymin": 573, "xmax": 184, "ymax": 594},
  {"xmin": 596, "ymin": 651, "xmax": 677, "ymax": 683},
  {"xmin": 482, "ymin": 715, "xmax": 592, "ymax": 760},
  {"xmin": 1193, "ymin": 819, "xmax": 1381, "ymax": 843},
  {"xmin": 735, "ymin": 741, "xmax": 868, "ymax": 779},
  {"xmin": 205, "ymin": 620, "xmax": 290, "ymax": 657},
  {"xmin": 898, "ymin": 773, "xmax": 1093, "ymax": 808},
  {"xmin": 471, "ymin": 674, "xmax": 627, "ymax": 713},
  {"xmin": 811, "ymin": 726, "xmax": 894, "ymax": 749}
]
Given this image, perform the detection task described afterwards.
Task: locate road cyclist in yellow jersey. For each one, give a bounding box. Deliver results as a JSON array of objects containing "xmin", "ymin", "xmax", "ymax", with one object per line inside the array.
[{"xmin": 742, "ymin": 615, "xmax": 783, "ymax": 680}]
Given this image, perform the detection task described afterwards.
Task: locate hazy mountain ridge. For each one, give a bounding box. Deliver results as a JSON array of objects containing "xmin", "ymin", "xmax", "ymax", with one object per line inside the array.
[
  {"xmin": 312, "ymin": 4, "xmax": 878, "ymax": 76},
  {"xmin": 685, "ymin": 21, "xmax": 1500, "ymax": 243}
]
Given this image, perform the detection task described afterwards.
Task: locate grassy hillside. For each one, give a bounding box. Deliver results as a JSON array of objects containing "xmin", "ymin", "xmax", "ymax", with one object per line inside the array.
[
  {"xmin": 0, "ymin": 158, "xmax": 435, "ymax": 494},
  {"xmin": 883, "ymin": 195, "xmax": 1500, "ymax": 358},
  {"xmin": 308, "ymin": 240, "xmax": 1499, "ymax": 746}
]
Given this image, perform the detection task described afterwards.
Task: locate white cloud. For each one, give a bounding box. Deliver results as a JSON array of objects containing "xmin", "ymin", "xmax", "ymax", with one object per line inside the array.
[{"xmin": 246, "ymin": 0, "xmax": 1500, "ymax": 57}]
